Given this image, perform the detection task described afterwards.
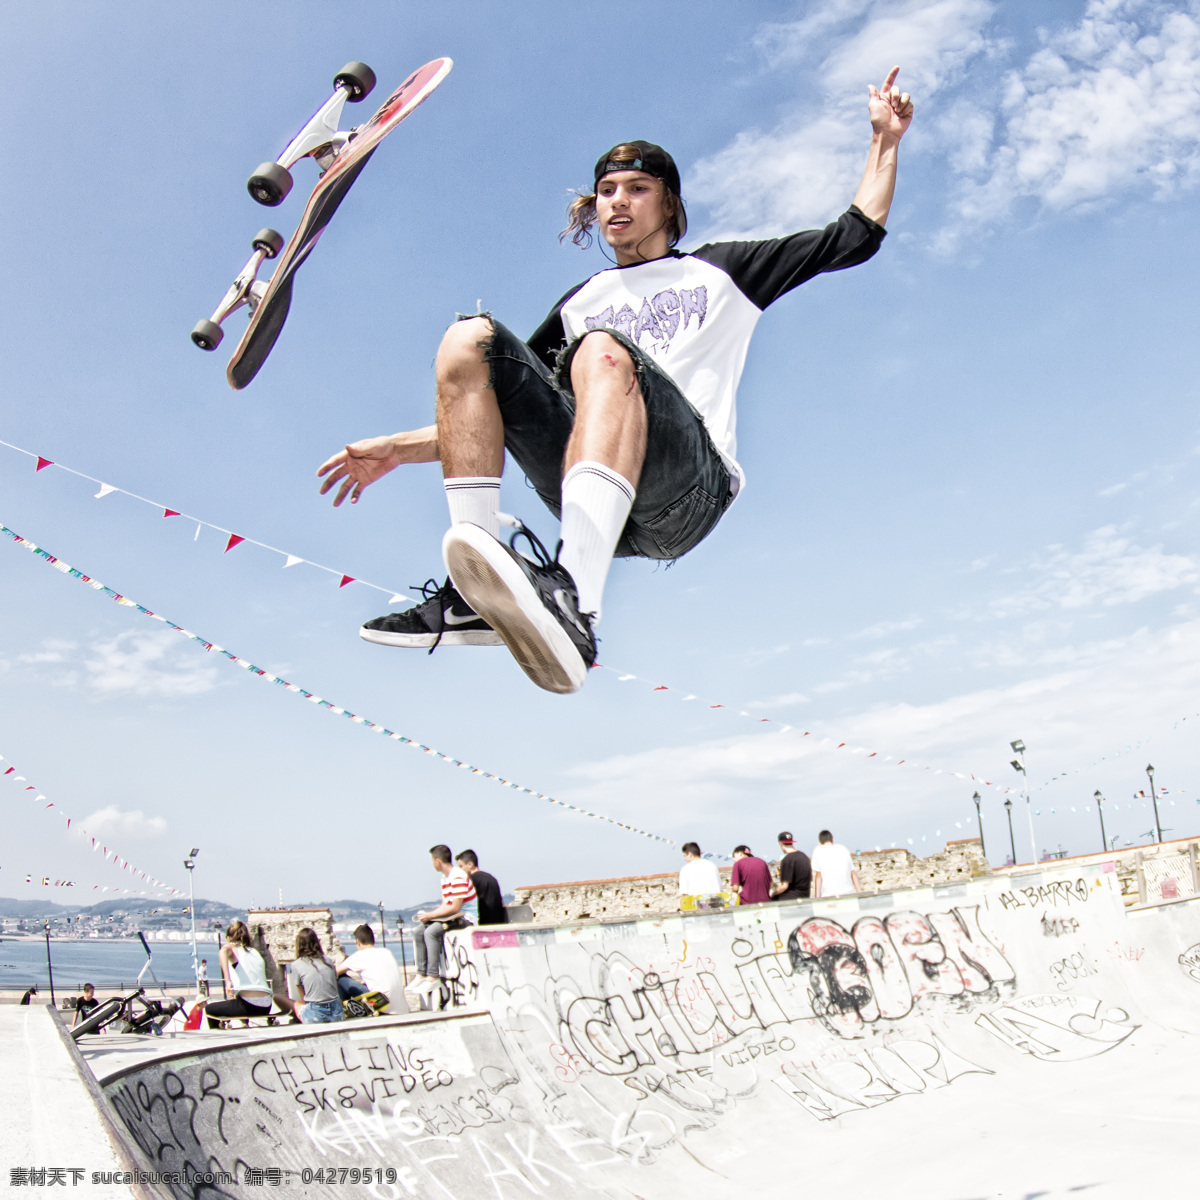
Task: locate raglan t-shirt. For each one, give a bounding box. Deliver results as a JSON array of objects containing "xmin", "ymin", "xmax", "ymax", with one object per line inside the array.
[{"xmin": 527, "ymin": 206, "xmax": 885, "ymax": 497}]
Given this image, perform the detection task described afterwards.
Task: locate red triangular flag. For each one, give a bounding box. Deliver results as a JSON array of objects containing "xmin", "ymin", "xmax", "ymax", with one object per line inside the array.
[
  {"xmin": 338, "ymin": 575, "xmax": 355, "ymax": 588},
  {"xmin": 163, "ymin": 509, "xmax": 180, "ymax": 519},
  {"xmin": 35, "ymin": 456, "xmax": 53, "ymax": 471},
  {"xmin": 224, "ymin": 534, "xmax": 244, "ymax": 553}
]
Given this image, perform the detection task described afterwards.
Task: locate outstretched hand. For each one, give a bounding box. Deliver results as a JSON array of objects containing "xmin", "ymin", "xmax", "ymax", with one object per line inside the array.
[
  {"xmin": 868, "ymin": 66, "xmax": 913, "ymax": 139},
  {"xmin": 317, "ymin": 435, "xmax": 407, "ymax": 507}
]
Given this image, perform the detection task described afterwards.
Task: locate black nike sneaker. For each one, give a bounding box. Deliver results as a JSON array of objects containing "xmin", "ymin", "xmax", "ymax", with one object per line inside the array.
[
  {"xmin": 442, "ymin": 523, "xmax": 596, "ymax": 694},
  {"xmin": 359, "ymin": 578, "xmax": 502, "ymax": 651}
]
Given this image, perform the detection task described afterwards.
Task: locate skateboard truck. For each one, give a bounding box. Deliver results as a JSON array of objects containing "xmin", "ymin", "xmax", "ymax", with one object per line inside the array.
[
  {"xmin": 246, "ymin": 61, "xmax": 377, "ymax": 207},
  {"xmin": 190, "ymin": 228, "xmax": 284, "ymax": 351}
]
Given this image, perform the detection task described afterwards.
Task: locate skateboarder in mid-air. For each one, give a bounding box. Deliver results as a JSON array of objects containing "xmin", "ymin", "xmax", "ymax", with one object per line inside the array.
[{"xmin": 317, "ymin": 69, "xmax": 914, "ymax": 694}]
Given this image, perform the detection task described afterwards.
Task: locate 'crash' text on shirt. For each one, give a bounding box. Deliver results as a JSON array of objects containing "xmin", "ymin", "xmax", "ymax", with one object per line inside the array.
[{"xmin": 584, "ymin": 285, "xmax": 708, "ymax": 350}]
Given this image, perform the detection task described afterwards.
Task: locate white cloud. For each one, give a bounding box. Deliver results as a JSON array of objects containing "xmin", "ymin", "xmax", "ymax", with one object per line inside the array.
[
  {"xmin": 83, "ymin": 631, "xmax": 221, "ymax": 697},
  {"xmin": 956, "ymin": 0, "xmax": 1200, "ymax": 224},
  {"xmin": 851, "ymin": 616, "xmax": 923, "ymax": 638},
  {"xmin": 13, "ymin": 630, "xmax": 222, "ymax": 697},
  {"xmin": 690, "ymin": 0, "xmax": 998, "ymax": 236},
  {"xmin": 747, "ymin": 691, "xmax": 812, "ymax": 709},
  {"xmin": 988, "ymin": 525, "xmax": 1199, "ymax": 616},
  {"xmin": 569, "ymin": 616, "xmax": 1200, "ymax": 854},
  {"xmin": 17, "ymin": 639, "xmax": 76, "ymax": 665},
  {"xmin": 80, "ymin": 805, "xmax": 167, "ymax": 840},
  {"xmin": 691, "ymin": 1, "xmax": 1200, "ymax": 246}
]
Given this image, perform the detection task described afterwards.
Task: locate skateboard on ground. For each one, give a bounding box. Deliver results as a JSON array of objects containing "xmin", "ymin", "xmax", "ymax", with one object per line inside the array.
[{"xmin": 191, "ymin": 57, "xmax": 453, "ymax": 389}]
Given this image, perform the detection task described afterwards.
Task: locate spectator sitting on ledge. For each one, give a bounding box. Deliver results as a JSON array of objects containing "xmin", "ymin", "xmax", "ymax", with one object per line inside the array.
[
  {"xmin": 678, "ymin": 842, "xmax": 723, "ymax": 904},
  {"xmin": 730, "ymin": 845, "xmax": 772, "ymax": 905}
]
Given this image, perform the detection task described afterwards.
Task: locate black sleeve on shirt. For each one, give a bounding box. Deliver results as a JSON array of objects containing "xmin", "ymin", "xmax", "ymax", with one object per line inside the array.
[
  {"xmin": 690, "ymin": 206, "xmax": 886, "ymax": 311},
  {"xmin": 526, "ymin": 281, "xmax": 589, "ymax": 368}
]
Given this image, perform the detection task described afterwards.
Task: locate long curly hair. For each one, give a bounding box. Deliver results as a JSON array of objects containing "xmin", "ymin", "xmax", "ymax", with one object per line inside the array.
[{"xmin": 560, "ymin": 143, "xmax": 687, "ymax": 250}]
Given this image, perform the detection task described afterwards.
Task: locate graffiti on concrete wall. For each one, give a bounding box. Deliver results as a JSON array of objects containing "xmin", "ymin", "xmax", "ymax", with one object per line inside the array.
[
  {"xmin": 1178, "ymin": 942, "xmax": 1200, "ymax": 983},
  {"xmin": 976, "ymin": 994, "xmax": 1137, "ymax": 1061},
  {"xmin": 788, "ymin": 906, "xmax": 1017, "ymax": 1037},
  {"xmin": 774, "ymin": 1033, "xmax": 992, "ymax": 1120}
]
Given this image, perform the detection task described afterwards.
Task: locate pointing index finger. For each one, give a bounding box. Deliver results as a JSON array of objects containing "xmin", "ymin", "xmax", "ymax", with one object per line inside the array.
[{"xmin": 881, "ymin": 65, "xmax": 900, "ymax": 92}]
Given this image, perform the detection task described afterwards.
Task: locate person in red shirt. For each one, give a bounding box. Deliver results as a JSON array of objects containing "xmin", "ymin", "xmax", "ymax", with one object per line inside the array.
[{"xmin": 730, "ymin": 845, "xmax": 772, "ymax": 905}]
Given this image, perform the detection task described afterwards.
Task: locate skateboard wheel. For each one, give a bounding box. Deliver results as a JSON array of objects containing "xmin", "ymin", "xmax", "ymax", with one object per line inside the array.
[
  {"xmin": 191, "ymin": 319, "xmax": 223, "ymax": 351},
  {"xmin": 247, "ymin": 161, "xmax": 293, "ymax": 207},
  {"xmin": 334, "ymin": 61, "xmax": 376, "ymax": 102},
  {"xmin": 252, "ymin": 228, "xmax": 285, "ymax": 259}
]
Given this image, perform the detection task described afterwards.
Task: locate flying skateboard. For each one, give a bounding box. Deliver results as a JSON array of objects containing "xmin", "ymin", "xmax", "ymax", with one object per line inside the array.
[{"xmin": 191, "ymin": 57, "xmax": 453, "ymax": 389}]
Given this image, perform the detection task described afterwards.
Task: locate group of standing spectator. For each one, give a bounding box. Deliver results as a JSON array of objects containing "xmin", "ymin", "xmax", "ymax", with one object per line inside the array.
[{"xmin": 680, "ymin": 831, "xmax": 862, "ymax": 907}]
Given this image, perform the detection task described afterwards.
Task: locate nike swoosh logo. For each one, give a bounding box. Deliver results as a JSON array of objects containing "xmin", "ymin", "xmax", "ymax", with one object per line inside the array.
[
  {"xmin": 444, "ymin": 609, "xmax": 481, "ymax": 626},
  {"xmin": 553, "ymin": 590, "xmax": 588, "ymax": 636}
]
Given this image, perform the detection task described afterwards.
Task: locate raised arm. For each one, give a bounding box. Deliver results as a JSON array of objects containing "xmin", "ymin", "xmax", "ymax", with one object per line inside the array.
[
  {"xmin": 852, "ymin": 66, "xmax": 914, "ymax": 228},
  {"xmin": 316, "ymin": 426, "xmax": 440, "ymax": 507}
]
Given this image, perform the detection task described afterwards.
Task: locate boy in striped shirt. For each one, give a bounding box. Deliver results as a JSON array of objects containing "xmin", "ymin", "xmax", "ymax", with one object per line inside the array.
[{"xmin": 410, "ymin": 844, "xmax": 476, "ymax": 994}]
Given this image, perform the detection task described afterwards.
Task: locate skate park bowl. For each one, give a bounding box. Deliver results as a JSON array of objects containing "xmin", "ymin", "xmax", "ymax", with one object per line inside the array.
[{"xmin": 48, "ymin": 860, "xmax": 1200, "ymax": 1198}]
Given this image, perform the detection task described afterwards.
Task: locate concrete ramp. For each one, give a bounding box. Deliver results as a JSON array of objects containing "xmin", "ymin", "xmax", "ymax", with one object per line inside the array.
[{"xmin": 84, "ymin": 862, "xmax": 1200, "ymax": 1198}]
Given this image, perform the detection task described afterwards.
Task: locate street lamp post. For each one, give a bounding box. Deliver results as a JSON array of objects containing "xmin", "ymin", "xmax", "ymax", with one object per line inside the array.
[
  {"xmin": 1003, "ymin": 797, "xmax": 1016, "ymax": 866},
  {"xmin": 1010, "ymin": 740, "xmax": 1036, "ymax": 863},
  {"xmin": 1146, "ymin": 764, "xmax": 1163, "ymax": 843},
  {"xmin": 1094, "ymin": 790, "xmax": 1108, "ymax": 854},
  {"xmin": 378, "ymin": 902, "xmax": 387, "ymax": 948},
  {"xmin": 972, "ymin": 791, "xmax": 986, "ymax": 859},
  {"xmin": 183, "ymin": 848, "xmax": 200, "ymax": 991}
]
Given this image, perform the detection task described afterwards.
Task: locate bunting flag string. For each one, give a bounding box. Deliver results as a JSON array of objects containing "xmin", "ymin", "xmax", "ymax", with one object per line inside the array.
[
  {"xmin": 1, "ymin": 752, "xmax": 184, "ymax": 897},
  {"xmin": 0, "ymin": 437, "xmax": 410, "ymax": 605},
  {"xmin": 595, "ymin": 663, "xmax": 1031, "ymax": 800},
  {"xmin": 596, "ymin": 665, "xmax": 1200, "ymax": 813},
  {"xmin": 1, "ymin": 521, "xmax": 675, "ymax": 846}
]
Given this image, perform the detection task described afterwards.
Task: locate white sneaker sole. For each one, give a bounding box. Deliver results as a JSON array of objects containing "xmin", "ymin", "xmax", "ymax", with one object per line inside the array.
[
  {"xmin": 442, "ymin": 524, "xmax": 587, "ymax": 695},
  {"xmin": 359, "ymin": 626, "xmax": 503, "ymax": 648}
]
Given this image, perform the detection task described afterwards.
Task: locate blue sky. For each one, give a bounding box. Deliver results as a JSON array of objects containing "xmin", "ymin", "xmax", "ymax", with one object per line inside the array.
[{"xmin": 3, "ymin": 0, "xmax": 1200, "ymax": 909}]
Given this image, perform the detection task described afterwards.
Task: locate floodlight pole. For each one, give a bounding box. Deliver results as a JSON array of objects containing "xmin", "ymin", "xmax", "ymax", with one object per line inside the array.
[
  {"xmin": 1003, "ymin": 797, "xmax": 1016, "ymax": 866},
  {"xmin": 1010, "ymin": 740, "xmax": 1036, "ymax": 862},
  {"xmin": 972, "ymin": 791, "xmax": 986, "ymax": 859},
  {"xmin": 378, "ymin": 902, "xmax": 387, "ymax": 948},
  {"xmin": 44, "ymin": 920, "xmax": 56, "ymax": 1008},
  {"xmin": 184, "ymin": 849, "xmax": 200, "ymax": 990},
  {"xmin": 1146, "ymin": 764, "xmax": 1163, "ymax": 843},
  {"xmin": 1094, "ymin": 790, "xmax": 1108, "ymax": 854}
]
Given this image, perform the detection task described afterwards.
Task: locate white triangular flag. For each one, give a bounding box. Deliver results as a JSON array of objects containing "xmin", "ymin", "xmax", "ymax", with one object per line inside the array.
[
  {"xmin": 284, "ymin": 555, "xmax": 303, "ymax": 568},
  {"xmin": 94, "ymin": 483, "xmax": 116, "ymax": 498},
  {"xmin": 388, "ymin": 593, "xmax": 408, "ymax": 605}
]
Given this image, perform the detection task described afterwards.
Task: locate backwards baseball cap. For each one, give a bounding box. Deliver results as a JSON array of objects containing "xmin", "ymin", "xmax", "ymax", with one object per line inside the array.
[
  {"xmin": 594, "ymin": 140, "xmax": 681, "ymax": 197},
  {"xmin": 777, "ymin": 832, "xmax": 795, "ymax": 845}
]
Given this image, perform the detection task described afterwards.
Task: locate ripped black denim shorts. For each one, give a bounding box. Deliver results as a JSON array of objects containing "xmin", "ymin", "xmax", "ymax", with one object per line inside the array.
[{"xmin": 470, "ymin": 317, "xmax": 732, "ymax": 561}]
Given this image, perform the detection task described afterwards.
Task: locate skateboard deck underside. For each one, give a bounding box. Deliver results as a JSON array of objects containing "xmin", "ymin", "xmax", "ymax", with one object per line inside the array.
[{"xmin": 226, "ymin": 57, "xmax": 452, "ymax": 390}]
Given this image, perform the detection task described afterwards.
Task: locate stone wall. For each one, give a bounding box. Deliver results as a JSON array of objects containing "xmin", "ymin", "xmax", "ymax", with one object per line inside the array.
[
  {"xmin": 245, "ymin": 907, "xmax": 346, "ymax": 994},
  {"xmin": 512, "ymin": 838, "xmax": 991, "ymax": 923}
]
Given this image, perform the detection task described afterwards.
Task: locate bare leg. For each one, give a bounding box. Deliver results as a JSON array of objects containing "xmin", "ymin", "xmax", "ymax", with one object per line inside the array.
[
  {"xmin": 435, "ymin": 317, "xmax": 505, "ymax": 479},
  {"xmin": 564, "ymin": 332, "xmax": 647, "ymax": 485}
]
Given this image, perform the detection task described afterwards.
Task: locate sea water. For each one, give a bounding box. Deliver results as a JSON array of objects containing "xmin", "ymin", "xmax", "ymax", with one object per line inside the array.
[
  {"xmin": 1, "ymin": 939, "xmax": 210, "ymax": 990},
  {"xmin": 1, "ymin": 935, "xmax": 414, "ymax": 991}
]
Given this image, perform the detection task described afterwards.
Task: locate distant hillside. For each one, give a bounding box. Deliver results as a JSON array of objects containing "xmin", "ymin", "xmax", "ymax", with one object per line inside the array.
[
  {"xmin": 0, "ymin": 895, "xmax": 513, "ymax": 925},
  {"xmin": 0, "ymin": 896, "xmax": 240, "ymax": 922}
]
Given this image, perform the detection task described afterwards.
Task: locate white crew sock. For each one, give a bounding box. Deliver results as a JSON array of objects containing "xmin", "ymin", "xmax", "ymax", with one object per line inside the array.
[
  {"xmin": 443, "ymin": 476, "xmax": 501, "ymax": 539},
  {"xmin": 558, "ymin": 461, "xmax": 635, "ymax": 622}
]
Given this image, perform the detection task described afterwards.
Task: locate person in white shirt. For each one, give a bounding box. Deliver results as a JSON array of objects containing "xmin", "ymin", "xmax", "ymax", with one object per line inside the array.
[
  {"xmin": 678, "ymin": 842, "xmax": 723, "ymax": 903},
  {"xmin": 317, "ymin": 71, "xmax": 914, "ymax": 695},
  {"xmin": 337, "ymin": 923, "xmax": 406, "ymax": 1010},
  {"xmin": 811, "ymin": 830, "xmax": 862, "ymax": 899}
]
